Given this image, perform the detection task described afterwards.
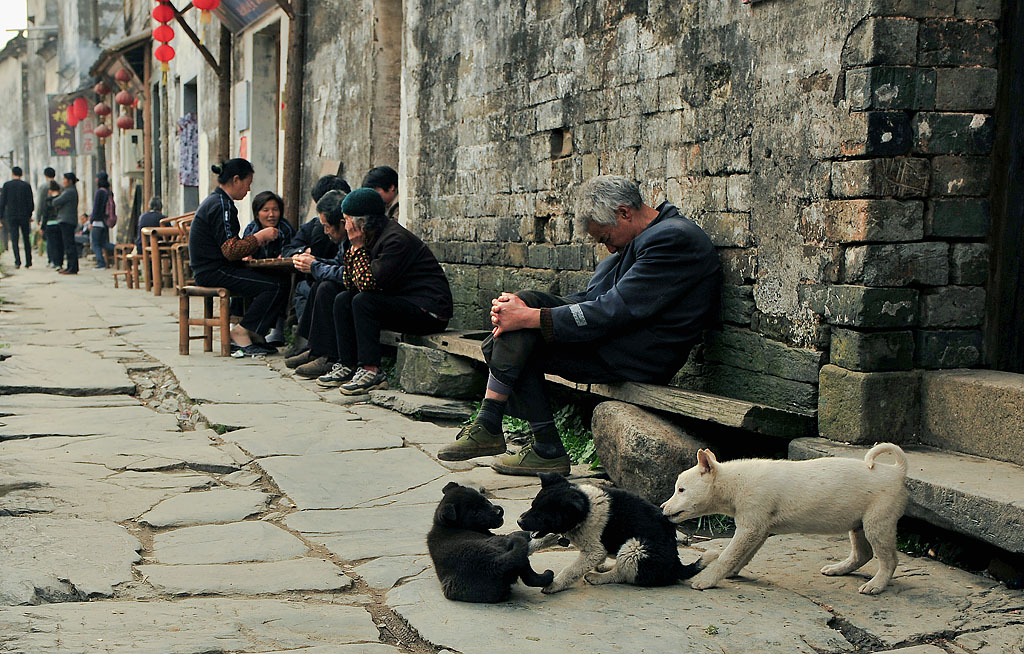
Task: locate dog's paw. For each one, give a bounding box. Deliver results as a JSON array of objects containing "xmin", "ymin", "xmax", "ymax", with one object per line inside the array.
[
  {"xmin": 858, "ymin": 580, "xmax": 887, "ymax": 595},
  {"xmin": 595, "ymin": 560, "xmax": 615, "ymax": 573},
  {"xmin": 821, "ymin": 562, "xmax": 849, "ymax": 576},
  {"xmin": 697, "ymin": 550, "xmax": 721, "ymax": 569},
  {"xmin": 541, "ymin": 583, "xmax": 564, "ymax": 594},
  {"xmin": 689, "ymin": 572, "xmax": 719, "ymax": 590}
]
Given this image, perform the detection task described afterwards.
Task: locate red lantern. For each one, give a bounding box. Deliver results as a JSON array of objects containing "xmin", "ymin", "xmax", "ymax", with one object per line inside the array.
[
  {"xmin": 94, "ymin": 102, "xmax": 112, "ymax": 117},
  {"xmin": 72, "ymin": 97, "xmax": 89, "ymax": 121},
  {"xmin": 155, "ymin": 43, "xmax": 175, "ymax": 83},
  {"xmin": 153, "ymin": 24, "xmax": 173, "ymax": 43},
  {"xmin": 115, "ymin": 90, "xmax": 135, "ymax": 106},
  {"xmin": 115, "ymin": 68, "xmax": 132, "ymax": 84},
  {"xmin": 67, "ymin": 112, "xmax": 80, "ymax": 128},
  {"xmin": 117, "ymin": 114, "xmax": 135, "ymax": 130},
  {"xmin": 192, "ymin": 0, "xmax": 220, "ymax": 25},
  {"xmin": 94, "ymin": 123, "xmax": 113, "ymax": 141},
  {"xmin": 94, "ymin": 81, "xmax": 111, "ymax": 96},
  {"xmin": 152, "ymin": 2, "xmax": 174, "ymax": 24}
]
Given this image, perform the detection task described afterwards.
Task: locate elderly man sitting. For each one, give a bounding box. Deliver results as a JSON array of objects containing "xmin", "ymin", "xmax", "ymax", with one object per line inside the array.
[{"xmin": 438, "ymin": 175, "xmax": 721, "ymax": 476}]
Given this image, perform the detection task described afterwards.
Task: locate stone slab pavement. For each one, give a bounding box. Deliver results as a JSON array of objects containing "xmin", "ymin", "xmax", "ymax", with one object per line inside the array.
[{"xmin": 1, "ymin": 260, "xmax": 1022, "ymax": 654}]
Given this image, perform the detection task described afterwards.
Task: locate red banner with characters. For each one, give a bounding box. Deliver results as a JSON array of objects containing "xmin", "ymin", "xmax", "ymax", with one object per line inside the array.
[{"xmin": 48, "ymin": 95, "xmax": 77, "ymax": 156}]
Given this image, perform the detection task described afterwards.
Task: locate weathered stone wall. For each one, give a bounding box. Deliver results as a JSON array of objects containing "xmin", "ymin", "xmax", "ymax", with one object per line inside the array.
[{"xmin": 400, "ymin": 0, "xmax": 999, "ymax": 423}]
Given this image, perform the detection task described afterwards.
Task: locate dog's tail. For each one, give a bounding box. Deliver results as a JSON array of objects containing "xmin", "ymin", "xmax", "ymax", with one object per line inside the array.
[{"xmin": 864, "ymin": 442, "xmax": 908, "ymax": 476}]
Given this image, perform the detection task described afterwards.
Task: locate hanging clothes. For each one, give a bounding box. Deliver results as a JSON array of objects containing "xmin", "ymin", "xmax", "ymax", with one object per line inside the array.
[{"xmin": 177, "ymin": 112, "xmax": 199, "ymax": 187}]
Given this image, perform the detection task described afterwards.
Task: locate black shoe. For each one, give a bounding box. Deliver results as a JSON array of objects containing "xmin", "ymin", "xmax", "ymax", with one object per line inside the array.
[
  {"xmin": 231, "ymin": 343, "xmax": 273, "ymax": 358},
  {"xmin": 285, "ymin": 349, "xmax": 314, "ymax": 369}
]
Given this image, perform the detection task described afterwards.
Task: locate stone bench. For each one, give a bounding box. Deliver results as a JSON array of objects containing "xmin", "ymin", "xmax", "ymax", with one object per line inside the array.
[{"xmin": 380, "ymin": 329, "xmax": 815, "ymax": 438}]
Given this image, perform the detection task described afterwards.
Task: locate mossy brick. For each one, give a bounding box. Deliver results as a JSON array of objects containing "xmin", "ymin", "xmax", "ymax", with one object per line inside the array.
[
  {"xmin": 831, "ymin": 158, "xmax": 929, "ymax": 198},
  {"xmin": 700, "ymin": 363, "xmax": 820, "ymax": 414},
  {"xmin": 721, "ymin": 284, "xmax": 756, "ymax": 325},
  {"xmin": 919, "ymin": 19, "xmax": 999, "ymax": 66},
  {"xmin": 527, "ymin": 244, "xmax": 558, "ymax": 269},
  {"xmin": 915, "ymin": 330, "xmax": 983, "ymax": 368},
  {"xmin": 950, "ymin": 242, "xmax": 989, "ymax": 284},
  {"xmin": 818, "ymin": 364, "xmax": 920, "ymax": 444},
  {"xmin": 704, "ymin": 325, "xmax": 826, "ymax": 384},
  {"xmin": 846, "ymin": 67, "xmax": 935, "ymax": 111},
  {"xmin": 751, "ymin": 311, "xmax": 831, "ymax": 350},
  {"xmin": 842, "ymin": 17, "xmax": 919, "ymax": 66},
  {"xmin": 931, "ymin": 156, "xmax": 991, "ymax": 196},
  {"xmin": 555, "ymin": 244, "xmax": 592, "ymax": 271},
  {"xmin": 842, "ymin": 242, "xmax": 949, "ymax": 286},
  {"xmin": 912, "ymin": 112, "xmax": 995, "ymax": 155},
  {"xmin": 821, "ymin": 285, "xmax": 919, "ymax": 328},
  {"xmin": 925, "ymin": 198, "xmax": 990, "ymax": 237},
  {"xmin": 397, "ymin": 343, "xmax": 486, "ymax": 399},
  {"xmin": 869, "ymin": 0, "xmax": 955, "ymax": 17},
  {"xmin": 810, "ymin": 199, "xmax": 924, "ymax": 243},
  {"xmin": 919, "ymin": 285, "xmax": 986, "ymax": 327},
  {"xmin": 935, "ymin": 68, "xmax": 998, "ymax": 111},
  {"xmin": 830, "ymin": 328, "xmax": 915, "ymax": 372},
  {"xmin": 955, "ymin": 0, "xmax": 1000, "ymax": 19}
]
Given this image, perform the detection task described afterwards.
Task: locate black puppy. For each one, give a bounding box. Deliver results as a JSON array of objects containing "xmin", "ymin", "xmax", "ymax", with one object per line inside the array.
[
  {"xmin": 427, "ymin": 482, "xmax": 554, "ymax": 602},
  {"xmin": 518, "ymin": 472, "xmax": 702, "ymax": 593}
]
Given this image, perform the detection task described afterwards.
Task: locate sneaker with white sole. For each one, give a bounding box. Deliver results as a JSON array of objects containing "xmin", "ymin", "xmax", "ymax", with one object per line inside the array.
[
  {"xmin": 317, "ymin": 363, "xmax": 355, "ymax": 387},
  {"xmin": 339, "ymin": 367, "xmax": 389, "ymax": 395}
]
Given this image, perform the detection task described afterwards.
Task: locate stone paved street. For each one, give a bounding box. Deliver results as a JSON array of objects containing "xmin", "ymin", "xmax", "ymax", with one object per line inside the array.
[{"xmin": 1, "ymin": 262, "xmax": 1022, "ymax": 654}]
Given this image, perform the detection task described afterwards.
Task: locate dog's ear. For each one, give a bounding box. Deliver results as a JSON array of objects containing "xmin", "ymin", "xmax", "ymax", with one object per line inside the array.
[
  {"xmin": 440, "ymin": 503, "xmax": 457, "ymax": 523},
  {"xmin": 696, "ymin": 449, "xmax": 718, "ymax": 476},
  {"xmin": 538, "ymin": 472, "xmax": 566, "ymax": 487},
  {"xmin": 442, "ymin": 481, "xmax": 461, "ymax": 494}
]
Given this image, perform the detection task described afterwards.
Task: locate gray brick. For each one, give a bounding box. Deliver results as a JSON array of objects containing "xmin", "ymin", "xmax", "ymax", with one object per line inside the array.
[
  {"xmin": 704, "ymin": 325, "xmax": 826, "ymax": 384},
  {"xmin": 721, "ymin": 284, "xmax": 756, "ymax": 325},
  {"xmin": 819, "ymin": 285, "xmax": 919, "ymax": 328},
  {"xmin": 720, "ymin": 247, "xmax": 758, "ymax": 284},
  {"xmin": 830, "ymin": 328, "xmax": 915, "ymax": 371},
  {"xmin": 915, "ymin": 330, "xmax": 983, "ymax": 368},
  {"xmin": 925, "ymin": 198, "xmax": 990, "ymax": 237},
  {"xmin": 842, "ymin": 242, "xmax": 949, "ymax": 286},
  {"xmin": 912, "ymin": 112, "xmax": 995, "ymax": 155},
  {"xmin": 919, "ymin": 285, "xmax": 986, "ymax": 327},
  {"xmin": 955, "ymin": 0, "xmax": 1001, "ymax": 19},
  {"xmin": 831, "ymin": 158, "xmax": 929, "ymax": 198},
  {"xmin": 919, "ymin": 19, "xmax": 999, "ymax": 66},
  {"xmin": 842, "ymin": 17, "xmax": 919, "ymax": 66},
  {"xmin": 692, "ymin": 212, "xmax": 752, "ymax": 247},
  {"xmin": 950, "ymin": 242, "xmax": 989, "ymax": 284},
  {"xmin": 869, "ymin": 0, "xmax": 955, "ymax": 17},
  {"xmin": 931, "ymin": 155, "xmax": 992, "ymax": 196},
  {"xmin": 803, "ymin": 199, "xmax": 924, "ymax": 243},
  {"xmin": 818, "ymin": 365, "xmax": 920, "ymax": 444},
  {"xmin": 846, "ymin": 67, "xmax": 935, "ymax": 111},
  {"xmin": 935, "ymin": 68, "xmax": 998, "ymax": 111},
  {"xmin": 751, "ymin": 311, "xmax": 831, "ymax": 350}
]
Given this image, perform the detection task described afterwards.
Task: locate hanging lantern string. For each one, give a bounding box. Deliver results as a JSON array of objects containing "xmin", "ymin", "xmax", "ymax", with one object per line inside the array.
[{"xmin": 152, "ymin": 1, "xmax": 176, "ymax": 84}]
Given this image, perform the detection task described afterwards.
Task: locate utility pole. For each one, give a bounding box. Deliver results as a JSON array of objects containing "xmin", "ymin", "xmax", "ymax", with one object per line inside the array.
[{"xmin": 282, "ymin": 0, "xmax": 306, "ymax": 229}]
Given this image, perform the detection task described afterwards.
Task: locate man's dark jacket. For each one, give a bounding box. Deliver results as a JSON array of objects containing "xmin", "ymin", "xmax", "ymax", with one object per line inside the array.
[
  {"xmin": 283, "ymin": 215, "xmax": 340, "ymax": 284},
  {"xmin": 0, "ymin": 179, "xmax": 34, "ymax": 221},
  {"xmin": 540, "ymin": 202, "xmax": 720, "ymax": 381}
]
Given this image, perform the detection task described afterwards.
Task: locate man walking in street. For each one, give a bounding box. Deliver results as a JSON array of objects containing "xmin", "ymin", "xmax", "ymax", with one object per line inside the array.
[
  {"xmin": 0, "ymin": 167, "xmax": 35, "ymax": 268},
  {"xmin": 35, "ymin": 167, "xmax": 60, "ymax": 267}
]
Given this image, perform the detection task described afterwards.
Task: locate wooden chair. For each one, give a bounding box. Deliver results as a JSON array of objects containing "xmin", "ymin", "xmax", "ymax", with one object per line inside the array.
[
  {"xmin": 146, "ymin": 213, "xmax": 194, "ymax": 296},
  {"xmin": 112, "ymin": 268, "xmax": 132, "ymax": 289},
  {"xmin": 113, "ymin": 243, "xmax": 134, "ymax": 270},
  {"xmin": 170, "ymin": 216, "xmax": 194, "ymax": 291},
  {"xmin": 179, "ymin": 285, "xmax": 232, "ymax": 356}
]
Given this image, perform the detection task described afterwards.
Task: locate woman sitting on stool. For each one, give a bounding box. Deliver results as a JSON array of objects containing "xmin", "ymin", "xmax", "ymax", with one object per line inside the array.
[{"xmin": 187, "ymin": 159, "xmax": 289, "ymax": 357}]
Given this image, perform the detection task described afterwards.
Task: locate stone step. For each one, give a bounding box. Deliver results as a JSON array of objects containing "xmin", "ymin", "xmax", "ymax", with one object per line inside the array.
[
  {"xmin": 920, "ymin": 369, "xmax": 1024, "ymax": 467},
  {"xmin": 789, "ymin": 438, "xmax": 1024, "ymax": 554}
]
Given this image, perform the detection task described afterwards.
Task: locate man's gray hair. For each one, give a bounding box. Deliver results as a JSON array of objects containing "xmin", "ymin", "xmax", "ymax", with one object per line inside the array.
[{"xmin": 576, "ymin": 175, "xmax": 644, "ymax": 226}]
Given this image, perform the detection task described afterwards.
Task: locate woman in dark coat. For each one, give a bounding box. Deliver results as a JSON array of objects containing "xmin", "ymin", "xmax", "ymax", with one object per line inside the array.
[{"xmin": 187, "ymin": 159, "xmax": 289, "ymax": 356}]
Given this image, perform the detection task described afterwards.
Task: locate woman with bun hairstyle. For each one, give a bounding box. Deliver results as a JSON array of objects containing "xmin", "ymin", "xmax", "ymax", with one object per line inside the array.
[{"xmin": 187, "ymin": 159, "xmax": 289, "ymax": 356}]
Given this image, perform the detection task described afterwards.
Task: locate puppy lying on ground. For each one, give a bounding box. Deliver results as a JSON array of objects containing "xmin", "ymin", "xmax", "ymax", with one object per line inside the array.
[
  {"xmin": 517, "ymin": 473, "xmax": 702, "ymax": 593},
  {"xmin": 427, "ymin": 482, "xmax": 553, "ymax": 602},
  {"xmin": 661, "ymin": 443, "xmax": 908, "ymax": 594}
]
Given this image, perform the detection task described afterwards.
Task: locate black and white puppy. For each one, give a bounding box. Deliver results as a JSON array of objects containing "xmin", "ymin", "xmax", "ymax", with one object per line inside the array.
[
  {"xmin": 427, "ymin": 482, "xmax": 554, "ymax": 602},
  {"xmin": 518, "ymin": 472, "xmax": 702, "ymax": 593}
]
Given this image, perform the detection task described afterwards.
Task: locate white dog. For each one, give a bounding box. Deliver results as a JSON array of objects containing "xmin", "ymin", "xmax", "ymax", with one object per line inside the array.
[{"xmin": 661, "ymin": 443, "xmax": 908, "ymax": 594}]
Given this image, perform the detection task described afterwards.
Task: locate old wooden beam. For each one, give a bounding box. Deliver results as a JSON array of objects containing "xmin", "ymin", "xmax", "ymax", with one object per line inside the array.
[
  {"xmin": 170, "ymin": 3, "xmax": 220, "ymax": 74},
  {"xmin": 282, "ymin": 0, "xmax": 306, "ymax": 228}
]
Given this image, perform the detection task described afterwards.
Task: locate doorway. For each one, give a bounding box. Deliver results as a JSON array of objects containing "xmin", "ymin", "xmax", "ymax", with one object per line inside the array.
[
  {"xmin": 182, "ymin": 79, "xmax": 199, "ymax": 212},
  {"xmin": 252, "ymin": 22, "xmax": 281, "ymax": 194}
]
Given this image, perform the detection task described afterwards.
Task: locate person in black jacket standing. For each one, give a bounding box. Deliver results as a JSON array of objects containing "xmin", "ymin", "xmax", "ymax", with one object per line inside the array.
[
  {"xmin": 438, "ymin": 175, "xmax": 722, "ymax": 476},
  {"xmin": 0, "ymin": 166, "xmax": 35, "ymax": 268},
  {"xmin": 89, "ymin": 172, "xmax": 116, "ymax": 268},
  {"xmin": 51, "ymin": 173, "xmax": 80, "ymax": 274},
  {"xmin": 187, "ymin": 159, "xmax": 289, "ymax": 356}
]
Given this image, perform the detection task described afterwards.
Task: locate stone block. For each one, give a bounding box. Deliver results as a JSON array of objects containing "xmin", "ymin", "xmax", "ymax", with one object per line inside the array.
[
  {"xmin": 751, "ymin": 311, "xmax": 831, "ymax": 350},
  {"xmin": 719, "ymin": 247, "xmax": 758, "ymax": 284},
  {"xmin": 846, "ymin": 67, "xmax": 935, "ymax": 111},
  {"xmin": 925, "ymin": 198, "xmax": 990, "ymax": 237},
  {"xmin": 692, "ymin": 211, "xmax": 752, "ymax": 247},
  {"xmin": 919, "ymin": 19, "xmax": 999, "ymax": 66},
  {"xmin": 950, "ymin": 242, "xmax": 989, "ymax": 284},
  {"xmin": 842, "ymin": 242, "xmax": 949, "ymax": 286},
  {"xmin": 931, "ymin": 155, "xmax": 991, "ymax": 196},
  {"xmin": 721, "ymin": 284, "xmax": 755, "ymax": 325},
  {"xmin": 726, "ymin": 175, "xmax": 751, "ymax": 211},
  {"xmin": 842, "ymin": 17, "xmax": 919, "ymax": 66},
  {"xmin": 591, "ymin": 401, "xmax": 711, "ymax": 504},
  {"xmin": 821, "ymin": 285, "xmax": 919, "ymax": 328},
  {"xmin": 699, "ymin": 363, "xmax": 820, "ymax": 414},
  {"xmin": 817, "ymin": 364, "xmax": 920, "ymax": 444},
  {"xmin": 369, "ymin": 389, "xmax": 475, "ymax": 421},
  {"xmin": 935, "ymin": 67, "xmax": 998, "ymax": 111},
  {"xmin": 831, "ymin": 158, "xmax": 929, "ymax": 199},
  {"xmin": 921, "ymin": 369, "xmax": 1024, "ymax": 465},
  {"xmin": 841, "ymin": 111, "xmax": 913, "ymax": 156},
  {"xmin": 915, "ymin": 330, "xmax": 983, "ymax": 368},
  {"xmin": 806, "ymin": 199, "xmax": 923, "ymax": 243},
  {"xmin": 829, "ymin": 328, "xmax": 915, "ymax": 371},
  {"xmin": 397, "ymin": 343, "xmax": 486, "ymax": 399},
  {"xmin": 912, "ymin": 112, "xmax": 995, "ymax": 155},
  {"xmin": 955, "ymin": 0, "xmax": 1001, "ymax": 18},
  {"xmin": 704, "ymin": 325, "xmax": 826, "ymax": 384},
  {"xmin": 869, "ymin": 0, "xmax": 955, "ymax": 16},
  {"xmin": 919, "ymin": 286, "xmax": 986, "ymax": 327}
]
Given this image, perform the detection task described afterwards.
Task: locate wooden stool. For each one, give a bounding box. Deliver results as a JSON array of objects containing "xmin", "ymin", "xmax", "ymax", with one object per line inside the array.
[
  {"xmin": 114, "ymin": 243, "xmax": 134, "ymax": 270},
  {"xmin": 179, "ymin": 286, "xmax": 232, "ymax": 356},
  {"xmin": 112, "ymin": 269, "xmax": 132, "ymax": 289}
]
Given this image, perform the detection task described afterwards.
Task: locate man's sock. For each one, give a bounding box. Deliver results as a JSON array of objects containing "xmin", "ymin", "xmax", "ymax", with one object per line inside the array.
[
  {"xmin": 476, "ymin": 398, "xmax": 506, "ymax": 434},
  {"xmin": 530, "ymin": 420, "xmax": 567, "ymax": 459}
]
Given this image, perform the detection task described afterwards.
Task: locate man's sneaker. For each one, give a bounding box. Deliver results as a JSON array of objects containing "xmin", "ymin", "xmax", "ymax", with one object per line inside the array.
[
  {"xmin": 317, "ymin": 363, "xmax": 355, "ymax": 387},
  {"xmin": 284, "ymin": 349, "xmax": 314, "ymax": 369},
  {"xmin": 437, "ymin": 422, "xmax": 506, "ymax": 461},
  {"xmin": 339, "ymin": 367, "xmax": 389, "ymax": 395},
  {"xmin": 490, "ymin": 444, "xmax": 570, "ymax": 476},
  {"xmin": 294, "ymin": 356, "xmax": 333, "ymax": 379}
]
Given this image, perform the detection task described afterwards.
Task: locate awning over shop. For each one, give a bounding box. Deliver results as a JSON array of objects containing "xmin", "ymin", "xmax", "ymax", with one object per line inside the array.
[
  {"xmin": 89, "ymin": 29, "xmax": 151, "ymax": 85},
  {"xmin": 214, "ymin": 0, "xmax": 280, "ymax": 32}
]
